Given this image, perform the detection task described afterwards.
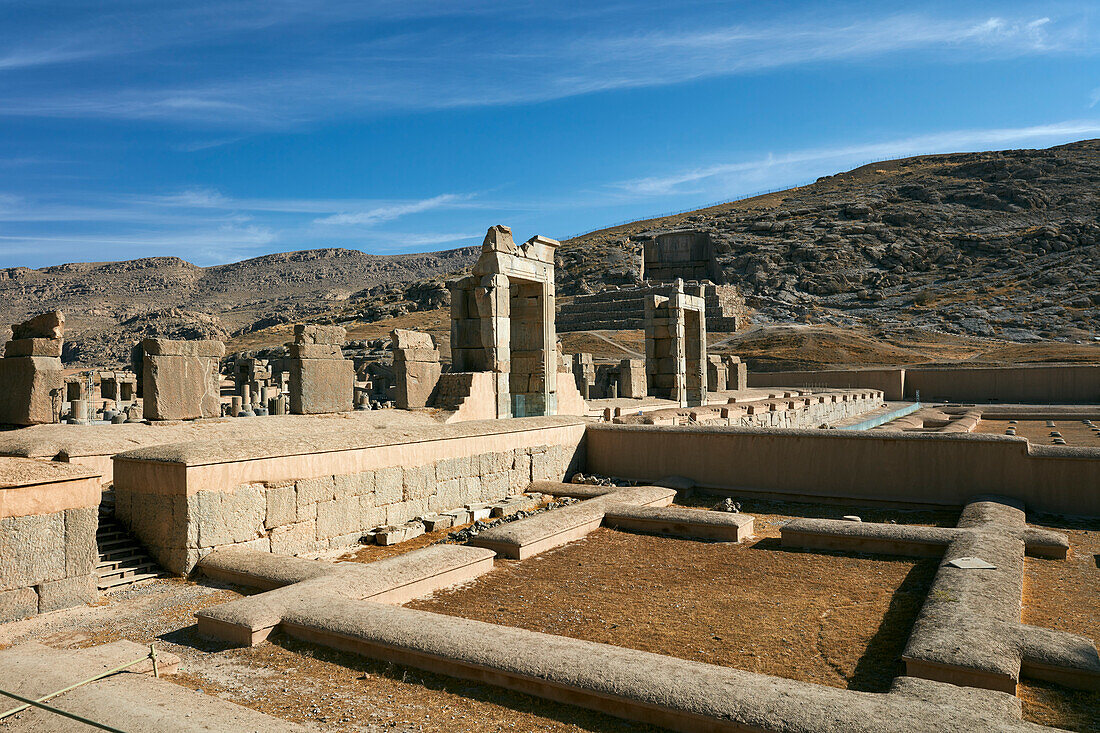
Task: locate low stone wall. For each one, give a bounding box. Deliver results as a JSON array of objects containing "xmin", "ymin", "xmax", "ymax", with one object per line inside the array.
[
  {"xmin": 113, "ymin": 417, "xmax": 586, "ymax": 574},
  {"xmin": 614, "ymin": 390, "xmax": 883, "ymax": 429},
  {"xmin": 749, "ymin": 369, "xmax": 906, "ymax": 401},
  {"xmin": 0, "ymin": 458, "xmax": 100, "ymax": 622},
  {"xmin": 585, "ymin": 424, "xmax": 1100, "ymax": 516},
  {"xmin": 749, "ymin": 364, "xmax": 1100, "ymax": 404}
]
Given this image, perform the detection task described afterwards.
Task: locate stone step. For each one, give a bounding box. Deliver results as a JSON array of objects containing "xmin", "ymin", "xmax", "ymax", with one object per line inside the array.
[{"xmin": 97, "ymin": 571, "xmax": 161, "ymax": 591}]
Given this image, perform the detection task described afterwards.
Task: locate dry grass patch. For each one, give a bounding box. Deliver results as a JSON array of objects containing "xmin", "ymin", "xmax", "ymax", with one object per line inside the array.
[
  {"xmin": 1020, "ymin": 515, "xmax": 1100, "ymax": 731},
  {"xmin": 409, "ymin": 505, "xmax": 944, "ymax": 693}
]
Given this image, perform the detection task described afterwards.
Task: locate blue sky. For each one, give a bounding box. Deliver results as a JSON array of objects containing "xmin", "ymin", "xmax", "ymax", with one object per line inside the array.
[{"xmin": 0, "ymin": 0, "xmax": 1098, "ymax": 268}]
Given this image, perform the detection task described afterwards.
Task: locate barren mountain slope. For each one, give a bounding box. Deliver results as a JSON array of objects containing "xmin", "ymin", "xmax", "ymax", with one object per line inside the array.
[
  {"xmin": 2, "ymin": 140, "xmax": 1099, "ymax": 369},
  {"xmin": 551, "ymin": 139, "xmax": 1100, "ymax": 343},
  {"xmin": 0, "ymin": 247, "xmax": 478, "ymax": 366}
]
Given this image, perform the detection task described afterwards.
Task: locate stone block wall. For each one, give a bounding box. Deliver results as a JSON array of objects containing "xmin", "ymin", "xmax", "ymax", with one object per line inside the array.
[
  {"xmin": 0, "ymin": 459, "xmax": 100, "ymax": 623},
  {"xmin": 114, "ymin": 419, "xmax": 586, "ymax": 574}
]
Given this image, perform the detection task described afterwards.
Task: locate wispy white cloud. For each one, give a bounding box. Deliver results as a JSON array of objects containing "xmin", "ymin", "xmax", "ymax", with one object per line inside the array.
[
  {"xmin": 616, "ymin": 120, "xmax": 1100, "ymax": 197},
  {"xmin": 314, "ymin": 194, "xmax": 468, "ymax": 226},
  {"xmin": 1089, "ymin": 87, "xmax": 1100, "ymax": 108},
  {"xmin": 0, "ymin": 8, "xmax": 1091, "ymax": 125}
]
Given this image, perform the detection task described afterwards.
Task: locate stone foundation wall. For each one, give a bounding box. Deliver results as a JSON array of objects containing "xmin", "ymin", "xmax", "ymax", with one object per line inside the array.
[
  {"xmin": 0, "ymin": 460, "xmax": 100, "ymax": 623},
  {"xmin": 113, "ymin": 418, "xmax": 586, "ymax": 574}
]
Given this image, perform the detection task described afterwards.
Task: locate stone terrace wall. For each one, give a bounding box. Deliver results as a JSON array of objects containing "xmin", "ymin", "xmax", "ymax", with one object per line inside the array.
[
  {"xmin": 586, "ymin": 424, "xmax": 1100, "ymax": 517},
  {"xmin": 113, "ymin": 417, "xmax": 585, "ymax": 574},
  {"xmin": 749, "ymin": 369, "xmax": 907, "ymax": 402},
  {"xmin": 557, "ymin": 283, "xmax": 746, "ymax": 333},
  {"xmin": 0, "ymin": 458, "xmax": 100, "ymax": 622},
  {"xmin": 749, "ymin": 365, "xmax": 1100, "ymax": 404}
]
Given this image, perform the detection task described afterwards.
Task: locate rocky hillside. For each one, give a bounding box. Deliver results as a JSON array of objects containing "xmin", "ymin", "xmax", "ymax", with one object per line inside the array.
[
  {"xmin": 553, "ymin": 139, "xmax": 1100, "ymax": 343},
  {"xmin": 0, "ymin": 247, "xmax": 477, "ymax": 366},
  {"xmin": 2, "ymin": 140, "xmax": 1098, "ymax": 368}
]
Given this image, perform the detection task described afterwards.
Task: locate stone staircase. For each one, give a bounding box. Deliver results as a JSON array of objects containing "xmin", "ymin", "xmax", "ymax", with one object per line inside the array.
[{"xmin": 96, "ymin": 496, "xmax": 163, "ymax": 592}]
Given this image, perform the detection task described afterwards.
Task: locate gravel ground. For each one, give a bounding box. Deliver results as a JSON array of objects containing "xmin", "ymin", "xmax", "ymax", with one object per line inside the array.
[{"xmin": 0, "ymin": 496, "xmax": 1093, "ymax": 732}]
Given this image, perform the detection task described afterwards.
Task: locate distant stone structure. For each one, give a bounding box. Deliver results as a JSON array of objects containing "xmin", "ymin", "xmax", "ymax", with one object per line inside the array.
[
  {"xmin": 638, "ymin": 229, "xmax": 723, "ymax": 284},
  {"xmin": 139, "ymin": 338, "xmax": 224, "ymax": 421},
  {"xmin": 645, "ymin": 280, "xmax": 707, "ymax": 406},
  {"xmin": 556, "ymin": 282, "xmax": 746, "ymax": 333},
  {"xmin": 707, "ymin": 354, "xmax": 747, "ymax": 391},
  {"xmin": 391, "ymin": 329, "xmax": 441, "ymax": 409},
  {"xmin": 288, "ymin": 324, "xmax": 354, "ymax": 414},
  {"xmin": 0, "ymin": 311, "xmax": 65, "ymax": 425},
  {"xmin": 99, "ymin": 371, "xmax": 137, "ymax": 403},
  {"xmin": 448, "ymin": 225, "xmax": 561, "ymax": 418}
]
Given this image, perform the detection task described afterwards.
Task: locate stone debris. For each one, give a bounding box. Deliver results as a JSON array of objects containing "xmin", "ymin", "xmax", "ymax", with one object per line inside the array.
[{"xmin": 712, "ymin": 498, "xmax": 742, "ymax": 513}]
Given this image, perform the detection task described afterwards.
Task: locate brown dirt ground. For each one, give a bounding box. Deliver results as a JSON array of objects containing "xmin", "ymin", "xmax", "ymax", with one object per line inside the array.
[
  {"xmin": 976, "ymin": 419, "xmax": 1100, "ymax": 448},
  {"xmin": 1019, "ymin": 514, "xmax": 1100, "ymax": 732},
  {"xmin": 1, "ymin": 498, "xmax": 1093, "ymax": 731},
  {"xmin": 409, "ymin": 499, "xmax": 954, "ymax": 693}
]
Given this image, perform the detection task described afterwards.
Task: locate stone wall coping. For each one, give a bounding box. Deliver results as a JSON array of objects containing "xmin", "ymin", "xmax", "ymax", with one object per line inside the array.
[
  {"xmin": 0, "ymin": 456, "xmax": 99, "ymax": 489},
  {"xmin": 114, "ymin": 416, "xmax": 586, "ymax": 467},
  {"xmin": 586, "ymin": 422, "xmax": 1100, "ymax": 459}
]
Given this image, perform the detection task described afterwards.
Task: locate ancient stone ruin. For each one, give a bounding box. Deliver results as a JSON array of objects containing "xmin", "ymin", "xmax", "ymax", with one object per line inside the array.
[
  {"xmin": 0, "ymin": 225, "xmax": 1098, "ymax": 733},
  {"xmin": 448, "ymin": 226, "xmax": 561, "ymax": 418},
  {"xmin": 391, "ymin": 328, "xmax": 441, "ymax": 409},
  {"xmin": 0, "ymin": 311, "xmax": 65, "ymax": 426},
  {"xmin": 645, "ymin": 280, "xmax": 707, "ymax": 406},
  {"xmin": 138, "ymin": 338, "xmax": 224, "ymax": 421},
  {"xmin": 288, "ymin": 324, "xmax": 354, "ymax": 414}
]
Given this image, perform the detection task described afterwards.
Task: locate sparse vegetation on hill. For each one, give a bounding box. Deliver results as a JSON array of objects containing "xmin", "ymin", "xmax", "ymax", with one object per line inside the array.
[{"xmin": 2, "ymin": 141, "xmax": 1099, "ymax": 368}]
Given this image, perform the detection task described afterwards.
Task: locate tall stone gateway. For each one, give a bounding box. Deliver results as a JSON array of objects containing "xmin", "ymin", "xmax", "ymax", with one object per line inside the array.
[
  {"xmin": 139, "ymin": 338, "xmax": 224, "ymax": 420},
  {"xmin": 0, "ymin": 311, "xmax": 66, "ymax": 425},
  {"xmin": 448, "ymin": 225, "xmax": 561, "ymax": 419},
  {"xmin": 288, "ymin": 324, "xmax": 354, "ymax": 414},
  {"xmin": 644, "ymin": 280, "xmax": 707, "ymax": 407}
]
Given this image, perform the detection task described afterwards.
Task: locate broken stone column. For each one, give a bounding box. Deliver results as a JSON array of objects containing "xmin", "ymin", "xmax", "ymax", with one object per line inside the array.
[
  {"xmin": 707, "ymin": 355, "xmax": 728, "ymax": 392},
  {"xmin": 724, "ymin": 355, "xmax": 748, "ymax": 391},
  {"xmin": 139, "ymin": 338, "xmax": 224, "ymax": 421},
  {"xmin": 618, "ymin": 359, "xmax": 647, "ymax": 399},
  {"xmin": 391, "ymin": 329, "xmax": 442, "ymax": 409},
  {"xmin": 288, "ymin": 324, "xmax": 354, "ymax": 414},
  {"xmin": 568, "ymin": 352, "xmax": 597, "ymax": 402},
  {"xmin": 0, "ymin": 310, "xmax": 65, "ymax": 425}
]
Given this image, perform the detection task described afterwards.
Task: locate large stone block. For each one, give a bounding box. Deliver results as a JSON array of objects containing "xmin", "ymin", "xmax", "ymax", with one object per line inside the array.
[
  {"xmin": 141, "ymin": 338, "xmax": 224, "ymax": 358},
  {"xmin": 265, "ymin": 483, "xmax": 297, "ymax": 529},
  {"xmin": 37, "ymin": 574, "xmax": 96, "ymax": 613},
  {"xmin": 269, "ymin": 522, "xmax": 322, "ymax": 556},
  {"xmin": 193, "ymin": 486, "xmax": 264, "ymax": 548},
  {"xmin": 293, "ymin": 324, "xmax": 346, "ymax": 345},
  {"xmin": 359, "ymin": 500, "xmax": 387, "ymax": 531},
  {"xmin": 4, "ymin": 338, "xmax": 62, "ymax": 358},
  {"xmin": 391, "ymin": 329, "xmax": 435, "ymax": 350},
  {"xmin": 315, "ymin": 496, "xmax": 358, "ymax": 539},
  {"xmin": 296, "ymin": 476, "xmax": 336, "ymax": 506},
  {"xmin": 393, "ymin": 359, "xmax": 441, "ymax": 409},
  {"xmin": 287, "ymin": 343, "xmax": 343, "ymax": 359},
  {"xmin": 12, "ymin": 311, "xmax": 64, "ymax": 340},
  {"xmin": 0, "ymin": 587, "xmax": 38, "ymax": 623},
  {"xmin": 64, "ymin": 507, "xmax": 99, "ymax": 577},
  {"xmin": 142, "ymin": 354, "xmax": 220, "ymax": 420},
  {"xmin": 0, "ymin": 512, "xmax": 66, "ymax": 591},
  {"xmin": 375, "ymin": 467, "xmax": 403, "ymax": 504},
  {"xmin": 289, "ymin": 358, "xmax": 354, "ymax": 414},
  {"xmin": 403, "ymin": 464, "xmax": 435, "ymax": 501},
  {"xmin": 0, "ymin": 356, "xmax": 63, "ymax": 425}
]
